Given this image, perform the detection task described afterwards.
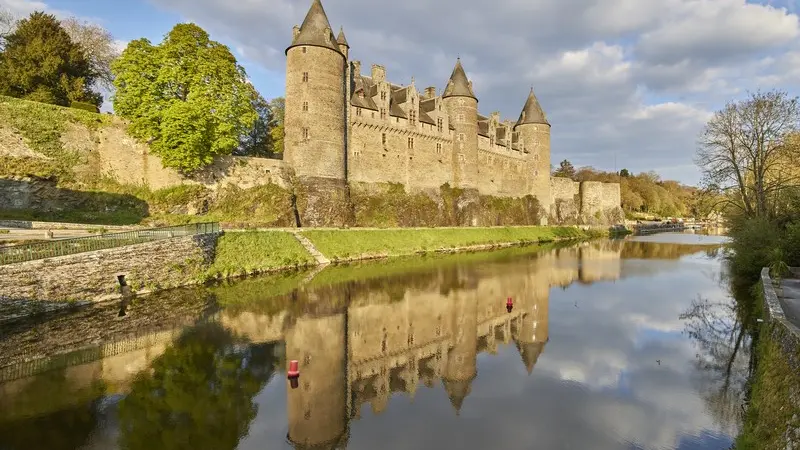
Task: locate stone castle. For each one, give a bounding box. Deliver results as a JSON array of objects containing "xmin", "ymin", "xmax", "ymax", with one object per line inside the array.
[{"xmin": 283, "ymin": 0, "xmax": 622, "ymax": 222}]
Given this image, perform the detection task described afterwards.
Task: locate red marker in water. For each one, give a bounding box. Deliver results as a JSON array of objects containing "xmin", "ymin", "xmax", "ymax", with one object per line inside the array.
[
  {"xmin": 288, "ymin": 360, "xmax": 300, "ymax": 379},
  {"xmin": 506, "ymin": 297, "xmax": 513, "ymax": 312}
]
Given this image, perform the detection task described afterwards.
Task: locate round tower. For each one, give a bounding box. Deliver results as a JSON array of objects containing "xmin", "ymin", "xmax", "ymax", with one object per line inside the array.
[
  {"xmin": 285, "ymin": 311, "xmax": 347, "ymax": 449},
  {"xmin": 514, "ymin": 88, "xmax": 551, "ymax": 222},
  {"xmin": 442, "ymin": 289, "xmax": 478, "ymax": 415},
  {"xmin": 284, "ymin": 0, "xmax": 346, "ymax": 181},
  {"xmin": 442, "ymin": 59, "xmax": 479, "ymax": 190}
]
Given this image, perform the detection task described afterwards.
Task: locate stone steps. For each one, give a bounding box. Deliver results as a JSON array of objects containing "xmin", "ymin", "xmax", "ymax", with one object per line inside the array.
[{"xmin": 291, "ymin": 232, "xmax": 330, "ymax": 265}]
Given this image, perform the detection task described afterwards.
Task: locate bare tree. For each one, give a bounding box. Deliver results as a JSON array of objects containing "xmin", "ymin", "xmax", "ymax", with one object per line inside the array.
[
  {"xmin": 696, "ymin": 90, "xmax": 800, "ymax": 219},
  {"xmin": 60, "ymin": 17, "xmax": 121, "ymax": 90},
  {"xmin": 0, "ymin": 7, "xmax": 17, "ymax": 49}
]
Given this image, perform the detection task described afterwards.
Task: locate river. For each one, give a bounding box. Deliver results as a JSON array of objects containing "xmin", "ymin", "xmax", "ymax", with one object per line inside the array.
[{"xmin": 0, "ymin": 232, "xmax": 747, "ymax": 450}]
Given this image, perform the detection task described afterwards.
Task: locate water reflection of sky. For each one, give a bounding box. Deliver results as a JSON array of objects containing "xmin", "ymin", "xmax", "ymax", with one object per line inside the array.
[{"xmin": 0, "ymin": 238, "xmax": 743, "ymax": 450}]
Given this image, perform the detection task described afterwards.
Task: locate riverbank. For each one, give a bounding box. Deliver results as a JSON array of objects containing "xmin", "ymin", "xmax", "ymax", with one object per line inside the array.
[{"xmin": 0, "ymin": 225, "xmax": 608, "ymax": 308}]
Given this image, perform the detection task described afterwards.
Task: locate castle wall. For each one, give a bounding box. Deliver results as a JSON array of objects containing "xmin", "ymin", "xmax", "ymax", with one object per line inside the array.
[
  {"xmin": 601, "ymin": 182, "xmax": 621, "ymax": 212},
  {"xmin": 580, "ymin": 181, "xmax": 604, "ymax": 218}
]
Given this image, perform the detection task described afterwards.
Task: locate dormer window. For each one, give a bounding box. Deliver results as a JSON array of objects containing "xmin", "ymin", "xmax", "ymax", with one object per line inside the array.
[
  {"xmin": 358, "ymin": 91, "xmax": 364, "ymax": 98},
  {"xmin": 437, "ymin": 118, "xmax": 443, "ymax": 132},
  {"xmin": 381, "ymin": 91, "xmax": 386, "ymax": 101}
]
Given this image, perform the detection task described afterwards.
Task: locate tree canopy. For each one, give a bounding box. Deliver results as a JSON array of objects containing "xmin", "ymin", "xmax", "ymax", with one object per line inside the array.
[
  {"xmin": 112, "ymin": 23, "xmax": 258, "ymax": 174},
  {"xmin": 0, "ymin": 11, "xmax": 101, "ymax": 107},
  {"xmin": 552, "ymin": 159, "xmax": 576, "ymax": 178},
  {"xmin": 696, "ymin": 89, "xmax": 800, "ymax": 220},
  {"xmin": 61, "ymin": 16, "xmax": 120, "ymax": 91}
]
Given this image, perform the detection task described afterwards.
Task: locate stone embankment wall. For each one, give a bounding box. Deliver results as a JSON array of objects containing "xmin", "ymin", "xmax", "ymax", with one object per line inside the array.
[
  {"xmin": 0, "ymin": 234, "xmax": 218, "ymax": 303},
  {"xmin": 761, "ymin": 267, "xmax": 800, "ymax": 372}
]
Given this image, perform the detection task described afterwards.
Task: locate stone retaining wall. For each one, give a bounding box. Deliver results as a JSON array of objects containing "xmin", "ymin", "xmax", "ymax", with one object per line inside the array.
[
  {"xmin": 0, "ymin": 220, "xmax": 137, "ymax": 230},
  {"xmin": 0, "ymin": 233, "xmax": 219, "ymax": 303},
  {"xmin": 760, "ymin": 267, "xmax": 800, "ymax": 414}
]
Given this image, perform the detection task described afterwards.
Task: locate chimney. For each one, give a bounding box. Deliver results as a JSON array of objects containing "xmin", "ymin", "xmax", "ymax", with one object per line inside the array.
[
  {"xmin": 292, "ymin": 25, "xmax": 300, "ymax": 39},
  {"xmin": 468, "ymin": 80, "xmax": 473, "ymax": 91},
  {"xmin": 425, "ymin": 86, "xmax": 436, "ymax": 98},
  {"xmin": 352, "ymin": 60, "xmax": 362, "ymax": 76},
  {"xmin": 371, "ymin": 64, "xmax": 386, "ymax": 83}
]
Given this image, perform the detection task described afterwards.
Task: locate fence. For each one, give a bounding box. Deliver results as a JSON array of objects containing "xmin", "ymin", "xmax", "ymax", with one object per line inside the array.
[{"xmin": 0, "ymin": 222, "xmax": 219, "ymax": 265}]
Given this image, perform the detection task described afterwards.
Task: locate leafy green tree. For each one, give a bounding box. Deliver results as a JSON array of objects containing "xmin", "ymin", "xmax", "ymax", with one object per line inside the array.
[
  {"xmin": 268, "ymin": 97, "xmax": 285, "ymax": 154},
  {"xmin": 236, "ymin": 88, "xmax": 273, "ymax": 157},
  {"xmin": 619, "ymin": 168, "xmax": 630, "ymax": 177},
  {"xmin": 552, "ymin": 159, "xmax": 576, "ymax": 179},
  {"xmin": 112, "ymin": 23, "xmax": 258, "ymax": 174},
  {"xmin": 0, "ymin": 11, "xmax": 100, "ymax": 107},
  {"xmin": 117, "ymin": 323, "xmax": 278, "ymax": 450}
]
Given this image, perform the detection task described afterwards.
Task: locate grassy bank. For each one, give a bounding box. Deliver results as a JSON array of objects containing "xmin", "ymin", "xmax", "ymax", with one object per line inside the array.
[
  {"xmin": 735, "ymin": 294, "xmax": 800, "ymax": 449},
  {"xmin": 202, "ymin": 226, "xmax": 600, "ymax": 280},
  {"xmin": 301, "ymin": 226, "xmax": 598, "ymax": 261}
]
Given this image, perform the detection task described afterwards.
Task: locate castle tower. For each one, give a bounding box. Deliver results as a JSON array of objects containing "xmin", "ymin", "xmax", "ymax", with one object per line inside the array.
[
  {"xmin": 442, "ymin": 59, "xmax": 479, "ymax": 190},
  {"xmin": 285, "ymin": 312, "xmax": 347, "ymax": 449},
  {"xmin": 514, "ymin": 88, "xmax": 551, "ymax": 221},
  {"xmin": 284, "ymin": 0, "xmax": 347, "ymax": 182},
  {"xmin": 442, "ymin": 290, "xmax": 478, "ymax": 415}
]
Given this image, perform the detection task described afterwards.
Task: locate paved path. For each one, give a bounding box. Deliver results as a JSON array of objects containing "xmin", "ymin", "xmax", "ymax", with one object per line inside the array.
[
  {"xmin": 0, "ymin": 228, "xmax": 94, "ymax": 242},
  {"xmin": 778, "ymin": 277, "xmax": 800, "ymax": 330}
]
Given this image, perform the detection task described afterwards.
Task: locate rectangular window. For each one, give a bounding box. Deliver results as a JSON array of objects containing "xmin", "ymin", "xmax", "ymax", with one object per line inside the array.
[
  {"xmin": 437, "ymin": 118, "xmax": 443, "ymax": 132},
  {"xmin": 410, "ymin": 110, "xmax": 416, "ymax": 125},
  {"xmin": 457, "ymin": 113, "xmax": 465, "ymax": 122},
  {"xmin": 302, "ymin": 47, "xmax": 307, "ymax": 53},
  {"xmin": 382, "ymin": 133, "xmax": 387, "ymax": 146},
  {"xmin": 302, "ymin": 102, "xmax": 308, "ymax": 112},
  {"xmin": 381, "ymin": 91, "xmax": 386, "ymax": 101},
  {"xmin": 380, "ymin": 108, "xmax": 386, "ymax": 119},
  {"xmin": 458, "ymin": 133, "xmax": 465, "ymax": 142},
  {"xmin": 407, "ymin": 137, "xmax": 414, "ymax": 149},
  {"xmin": 436, "ymin": 143, "xmax": 442, "ymax": 154},
  {"xmin": 356, "ymin": 107, "xmax": 362, "ymax": 116},
  {"xmin": 302, "ymin": 128, "xmax": 309, "ymax": 139},
  {"xmin": 302, "ymin": 72, "xmax": 308, "ymax": 82}
]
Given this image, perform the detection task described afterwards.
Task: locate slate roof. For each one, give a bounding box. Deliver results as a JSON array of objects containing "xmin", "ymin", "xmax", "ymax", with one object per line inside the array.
[
  {"xmin": 442, "ymin": 58, "xmax": 477, "ymax": 100},
  {"xmin": 336, "ymin": 26, "xmax": 349, "ymax": 47},
  {"xmin": 286, "ymin": 0, "xmax": 342, "ymax": 55},
  {"xmin": 516, "ymin": 87, "xmax": 549, "ymax": 126}
]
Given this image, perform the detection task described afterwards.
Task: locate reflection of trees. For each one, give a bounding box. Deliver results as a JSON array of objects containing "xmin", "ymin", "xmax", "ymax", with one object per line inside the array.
[
  {"xmin": 0, "ymin": 368, "xmax": 105, "ymax": 450},
  {"xmin": 117, "ymin": 323, "xmax": 278, "ymax": 450},
  {"xmin": 680, "ymin": 266, "xmax": 759, "ymax": 434}
]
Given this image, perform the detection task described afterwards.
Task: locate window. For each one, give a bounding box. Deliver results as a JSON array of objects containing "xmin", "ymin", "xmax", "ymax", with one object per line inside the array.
[
  {"xmin": 380, "ymin": 108, "xmax": 386, "ymax": 119},
  {"xmin": 457, "ymin": 113, "xmax": 465, "ymax": 122},
  {"xmin": 409, "ymin": 110, "xmax": 416, "ymax": 125},
  {"xmin": 371, "ymin": 112, "xmax": 375, "ymax": 118},
  {"xmin": 302, "ymin": 47, "xmax": 307, "ymax": 53},
  {"xmin": 436, "ymin": 143, "xmax": 442, "ymax": 154},
  {"xmin": 407, "ymin": 137, "xmax": 414, "ymax": 149},
  {"xmin": 302, "ymin": 128, "xmax": 309, "ymax": 139},
  {"xmin": 302, "ymin": 72, "xmax": 308, "ymax": 82},
  {"xmin": 302, "ymin": 102, "xmax": 308, "ymax": 112},
  {"xmin": 381, "ymin": 91, "xmax": 386, "ymax": 101},
  {"xmin": 382, "ymin": 133, "xmax": 387, "ymax": 146},
  {"xmin": 356, "ymin": 107, "xmax": 362, "ymax": 116},
  {"xmin": 437, "ymin": 118, "xmax": 443, "ymax": 132},
  {"xmin": 458, "ymin": 133, "xmax": 465, "ymax": 142}
]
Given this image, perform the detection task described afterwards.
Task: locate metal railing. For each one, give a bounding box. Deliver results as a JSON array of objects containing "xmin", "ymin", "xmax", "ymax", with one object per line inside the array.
[{"xmin": 0, "ymin": 222, "xmax": 219, "ymax": 265}]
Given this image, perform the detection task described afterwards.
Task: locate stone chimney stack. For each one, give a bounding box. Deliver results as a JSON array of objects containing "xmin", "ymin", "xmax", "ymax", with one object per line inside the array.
[
  {"xmin": 371, "ymin": 64, "xmax": 386, "ymax": 83},
  {"xmin": 352, "ymin": 60, "xmax": 362, "ymax": 76},
  {"xmin": 425, "ymin": 86, "xmax": 436, "ymax": 98},
  {"xmin": 293, "ymin": 25, "xmax": 300, "ymax": 39}
]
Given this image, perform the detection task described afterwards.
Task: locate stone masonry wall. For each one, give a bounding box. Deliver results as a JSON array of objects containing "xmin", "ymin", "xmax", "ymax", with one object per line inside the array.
[{"xmin": 0, "ymin": 234, "xmax": 218, "ymax": 303}]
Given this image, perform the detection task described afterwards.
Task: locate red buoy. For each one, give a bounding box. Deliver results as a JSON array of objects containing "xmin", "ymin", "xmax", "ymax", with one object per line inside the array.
[
  {"xmin": 288, "ymin": 360, "xmax": 300, "ymax": 379},
  {"xmin": 506, "ymin": 297, "xmax": 513, "ymax": 313}
]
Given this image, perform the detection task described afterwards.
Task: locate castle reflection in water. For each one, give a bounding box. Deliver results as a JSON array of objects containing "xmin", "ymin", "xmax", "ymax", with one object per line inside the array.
[{"xmin": 0, "ymin": 240, "xmax": 716, "ymax": 449}]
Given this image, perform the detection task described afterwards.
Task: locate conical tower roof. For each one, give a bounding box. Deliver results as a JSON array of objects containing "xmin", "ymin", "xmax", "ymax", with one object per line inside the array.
[
  {"xmin": 516, "ymin": 87, "xmax": 549, "ymax": 126},
  {"xmin": 286, "ymin": 0, "xmax": 341, "ymax": 55},
  {"xmin": 442, "ymin": 58, "xmax": 477, "ymax": 100},
  {"xmin": 441, "ymin": 376, "xmax": 475, "ymax": 415},
  {"xmin": 515, "ymin": 341, "xmax": 546, "ymax": 374},
  {"xmin": 336, "ymin": 26, "xmax": 349, "ymax": 47}
]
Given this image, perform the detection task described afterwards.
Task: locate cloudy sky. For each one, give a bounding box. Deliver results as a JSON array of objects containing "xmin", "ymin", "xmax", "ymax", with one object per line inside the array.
[{"xmin": 4, "ymin": 0, "xmax": 800, "ymax": 184}]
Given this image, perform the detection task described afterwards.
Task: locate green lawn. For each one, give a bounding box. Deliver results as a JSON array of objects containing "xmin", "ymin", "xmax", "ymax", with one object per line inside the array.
[
  {"xmin": 300, "ymin": 226, "xmax": 596, "ymax": 260},
  {"xmin": 205, "ymin": 231, "xmax": 315, "ymax": 279}
]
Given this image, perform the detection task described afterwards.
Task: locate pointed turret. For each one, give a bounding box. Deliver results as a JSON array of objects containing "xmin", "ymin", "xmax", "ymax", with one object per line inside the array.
[
  {"xmin": 515, "ymin": 341, "xmax": 546, "ymax": 375},
  {"xmin": 442, "ymin": 377, "xmax": 474, "ymax": 415},
  {"xmin": 516, "ymin": 87, "xmax": 549, "ymax": 126},
  {"xmin": 286, "ymin": 0, "xmax": 341, "ymax": 55},
  {"xmin": 442, "ymin": 58, "xmax": 477, "ymax": 100},
  {"xmin": 336, "ymin": 26, "xmax": 349, "ymax": 47}
]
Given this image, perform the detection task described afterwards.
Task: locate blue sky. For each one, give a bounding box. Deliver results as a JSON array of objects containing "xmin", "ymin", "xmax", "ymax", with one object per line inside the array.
[{"xmin": 5, "ymin": 0, "xmax": 800, "ymax": 185}]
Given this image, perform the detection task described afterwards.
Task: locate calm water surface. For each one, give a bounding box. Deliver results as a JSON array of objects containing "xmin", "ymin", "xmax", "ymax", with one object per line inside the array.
[{"xmin": 0, "ymin": 232, "xmax": 748, "ymax": 450}]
